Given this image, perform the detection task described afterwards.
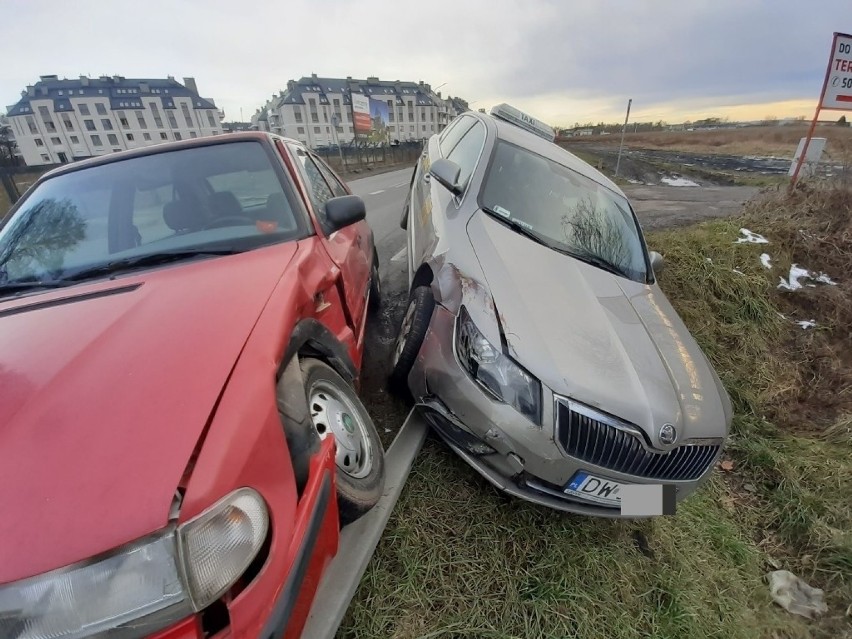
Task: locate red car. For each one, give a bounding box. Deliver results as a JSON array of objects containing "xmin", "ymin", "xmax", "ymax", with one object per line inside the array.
[{"xmin": 0, "ymin": 133, "xmax": 385, "ymax": 638}]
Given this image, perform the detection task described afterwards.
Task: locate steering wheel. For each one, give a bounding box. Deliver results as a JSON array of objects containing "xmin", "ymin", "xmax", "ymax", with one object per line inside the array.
[{"xmin": 204, "ymin": 215, "xmax": 255, "ymax": 230}]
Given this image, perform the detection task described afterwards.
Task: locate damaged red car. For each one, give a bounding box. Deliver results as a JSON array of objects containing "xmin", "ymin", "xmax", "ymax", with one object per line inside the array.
[{"xmin": 0, "ymin": 133, "xmax": 384, "ymax": 638}]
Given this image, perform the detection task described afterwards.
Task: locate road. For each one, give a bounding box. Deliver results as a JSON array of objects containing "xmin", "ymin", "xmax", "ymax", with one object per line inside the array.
[{"xmin": 345, "ymin": 167, "xmax": 759, "ymax": 445}]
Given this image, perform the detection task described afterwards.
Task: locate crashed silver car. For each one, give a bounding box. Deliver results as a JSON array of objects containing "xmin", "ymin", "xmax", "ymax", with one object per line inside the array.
[{"xmin": 390, "ymin": 104, "xmax": 732, "ymax": 517}]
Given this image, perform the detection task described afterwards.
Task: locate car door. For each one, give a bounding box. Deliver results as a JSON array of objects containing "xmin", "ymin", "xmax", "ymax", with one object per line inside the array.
[
  {"xmin": 288, "ymin": 143, "xmax": 372, "ymax": 327},
  {"xmin": 408, "ymin": 116, "xmax": 477, "ymax": 278}
]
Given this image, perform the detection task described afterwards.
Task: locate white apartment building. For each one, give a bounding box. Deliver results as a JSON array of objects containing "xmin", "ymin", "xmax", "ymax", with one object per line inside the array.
[
  {"xmin": 6, "ymin": 75, "xmax": 224, "ymax": 166},
  {"xmin": 252, "ymin": 75, "xmax": 469, "ymax": 148}
]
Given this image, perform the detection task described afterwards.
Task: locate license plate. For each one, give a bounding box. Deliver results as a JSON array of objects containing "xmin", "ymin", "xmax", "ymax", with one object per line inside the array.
[{"xmin": 564, "ymin": 471, "xmax": 624, "ymax": 506}]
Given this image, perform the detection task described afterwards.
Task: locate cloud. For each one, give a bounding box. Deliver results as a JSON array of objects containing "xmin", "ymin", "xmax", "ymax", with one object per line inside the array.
[{"xmin": 1, "ymin": 0, "xmax": 847, "ymax": 123}]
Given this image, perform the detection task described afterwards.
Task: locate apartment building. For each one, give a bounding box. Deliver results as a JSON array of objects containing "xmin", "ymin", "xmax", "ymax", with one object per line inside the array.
[
  {"xmin": 6, "ymin": 75, "xmax": 224, "ymax": 166},
  {"xmin": 252, "ymin": 75, "xmax": 469, "ymax": 148}
]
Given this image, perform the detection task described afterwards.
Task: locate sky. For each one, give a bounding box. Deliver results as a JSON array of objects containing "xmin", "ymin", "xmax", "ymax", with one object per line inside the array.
[{"xmin": 1, "ymin": 0, "xmax": 849, "ymax": 126}]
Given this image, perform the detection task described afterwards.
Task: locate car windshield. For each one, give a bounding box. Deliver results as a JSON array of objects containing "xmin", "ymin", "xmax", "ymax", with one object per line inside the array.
[
  {"xmin": 0, "ymin": 141, "xmax": 306, "ymax": 290},
  {"xmin": 480, "ymin": 140, "xmax": 649, "ymax": 282}
]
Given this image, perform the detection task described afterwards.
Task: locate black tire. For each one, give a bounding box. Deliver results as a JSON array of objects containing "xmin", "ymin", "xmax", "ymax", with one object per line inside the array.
[
  {"xmin": 388, "ymin": 286, "xmax": 435, "ymax": 395},
  {"xmin": 368, "ymin": 254, "xmax": 381, "ymax": 313},
  {"xmin": 300, "ymin": 358, "xmax": 385, "ymax": 524},
  {"xmin": 276, "ymin": 358, "xmax": 321, "ymax": 497}
]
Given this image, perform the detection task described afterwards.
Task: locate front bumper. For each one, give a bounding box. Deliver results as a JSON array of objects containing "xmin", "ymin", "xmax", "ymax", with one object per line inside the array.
[{"xmin": 409, "ymin": 305, "xmax": 720, "ymax": 517}]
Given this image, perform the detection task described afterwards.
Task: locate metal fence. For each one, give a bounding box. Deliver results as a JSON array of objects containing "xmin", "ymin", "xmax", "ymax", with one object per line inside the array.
[{"xmin": 315, "ymin": 140, "xmax": 424, "ymax": 174}]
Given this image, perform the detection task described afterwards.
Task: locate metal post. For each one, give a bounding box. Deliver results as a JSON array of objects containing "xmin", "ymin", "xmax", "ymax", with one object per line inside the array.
[{"xmin": 615, "ymin": 98, "xmax": 632, "ymax": 178}]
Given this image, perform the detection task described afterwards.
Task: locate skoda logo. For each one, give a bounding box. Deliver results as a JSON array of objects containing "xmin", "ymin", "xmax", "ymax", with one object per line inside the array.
[{"xmin": 659, "ymin": 423, "xmax": 677, "ymax": 446}]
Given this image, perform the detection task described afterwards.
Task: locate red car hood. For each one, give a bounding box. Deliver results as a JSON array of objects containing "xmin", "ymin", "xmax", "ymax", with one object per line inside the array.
[{"xmin": 0, "ymin": 243, "xmax": 298, "ymax": 583}]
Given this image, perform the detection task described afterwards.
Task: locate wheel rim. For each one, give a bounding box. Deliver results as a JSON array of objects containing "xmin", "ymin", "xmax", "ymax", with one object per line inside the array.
[
  {"xmin": 309, "ymin": 380, "xmax": 373, "ymax": 478},
  {"xmin": 393, "ymin": 298, "xmax": 417, "ymax": 367}
]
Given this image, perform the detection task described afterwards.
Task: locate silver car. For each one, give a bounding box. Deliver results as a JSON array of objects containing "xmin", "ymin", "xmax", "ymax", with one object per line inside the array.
[{"xmin": 390, "ymin": 104, "xmax": 732, "ymax": 517}]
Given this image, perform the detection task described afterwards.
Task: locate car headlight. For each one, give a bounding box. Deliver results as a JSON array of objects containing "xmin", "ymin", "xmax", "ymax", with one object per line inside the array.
[
  {"xmin": 0, "ymin": 488, "xmax": 269, "ymax": 639},
  {"xmin": 455, "ymin": 306, "xmax": 542, "ymax": 424}
]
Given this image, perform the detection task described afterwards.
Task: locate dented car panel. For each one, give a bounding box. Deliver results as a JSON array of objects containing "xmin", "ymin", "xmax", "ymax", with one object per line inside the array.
[{"xmin": 400, "ymin": 108, "xmax": 731, "ymax": 516}]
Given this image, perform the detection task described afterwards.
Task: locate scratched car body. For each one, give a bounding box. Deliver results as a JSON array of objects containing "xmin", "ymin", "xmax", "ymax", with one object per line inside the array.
[{"xmin": 391, "ymin": 104, "xmax": 732, "ymax": 516}]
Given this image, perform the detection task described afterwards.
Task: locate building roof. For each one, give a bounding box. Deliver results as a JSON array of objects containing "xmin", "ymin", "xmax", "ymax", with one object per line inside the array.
[
  {"xmin": 7, "ymin": 75, "xmax": 217, "ymax": 116},
  {"xmin": 271, "ymin": 75, "xmax": 460, "ymax": 111}
]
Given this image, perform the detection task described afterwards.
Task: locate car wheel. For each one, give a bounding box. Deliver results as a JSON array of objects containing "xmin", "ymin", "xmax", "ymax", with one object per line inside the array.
[
  {"xmin": 388, "ymin": 286, "xmax": 434, "ymax": 395},
  {"xmin": 301, "ymin": 358, "xmax": 385, "ymax": 524},
  {"xmin": 369, "ymin": 254, "xmax": 381, "ymax": 313}
]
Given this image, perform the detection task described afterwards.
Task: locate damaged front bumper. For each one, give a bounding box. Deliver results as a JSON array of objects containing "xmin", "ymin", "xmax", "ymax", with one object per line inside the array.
[{"xmin": 409, "ymin": 304, "xmax": 717, "ymax": 517}]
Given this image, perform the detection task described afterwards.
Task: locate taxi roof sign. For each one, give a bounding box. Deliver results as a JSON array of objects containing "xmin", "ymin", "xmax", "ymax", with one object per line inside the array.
[{"xmin": 490, "ymin": 103, "xmax": 555, "ymax": 142}]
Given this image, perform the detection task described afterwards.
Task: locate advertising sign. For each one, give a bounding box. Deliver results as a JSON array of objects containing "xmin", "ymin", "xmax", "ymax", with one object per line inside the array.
[
  {"xmin": 367, "ymin": 98, "xmax": 390, "ymax": 143},
  {"xmin": 352, "ymin": 94, "xmax": 371, "ymax": 136},
  {"xmin": 821, "ymin": 32, "xmax": 852, "ymax": 111}
]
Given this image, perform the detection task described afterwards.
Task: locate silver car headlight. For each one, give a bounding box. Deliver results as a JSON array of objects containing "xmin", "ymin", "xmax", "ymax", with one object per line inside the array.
[
  {"xmin": 455, "ymin": 306, "xmax": 542, "ymax": 424},
  {"xmin": 0, "ymin": 488, "xmax": 268, "ymax": 639}
]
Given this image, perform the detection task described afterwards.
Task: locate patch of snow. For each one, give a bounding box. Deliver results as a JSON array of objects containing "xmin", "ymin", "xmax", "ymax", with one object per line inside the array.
[
  {"xmin": 626, "ymin": 179, "xmax": 643, "ymax": 184},
  {"xmin": 736, "ymin": 228, "xmax": 769, "ymax": 244},
  {"xmin": 661, "ymin": 176, "xmax": 700, "ymax": 187},
  {"xmin": 778, "ymin": 264, "xmax": 812, "ymax": 291},
  {"xmin": 815, "ymin": 273, "xmax": 837, "ymax": 285},
  {"xmin": 760, "ymin": 253, "xmax": 772, "ymax": 269},
  {"xmin": 795, "ymin": 320, "xmax": 816, "ymax": 330},
  {"xmin": 705, "ymin": 257, "xmax": 713, "ymax": 263}
]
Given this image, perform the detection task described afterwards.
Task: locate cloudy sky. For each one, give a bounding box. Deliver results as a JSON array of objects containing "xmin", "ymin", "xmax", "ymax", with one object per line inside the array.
[{"xmin": 1, "ymin": 0, "xmax": 848, "ymax": 126}]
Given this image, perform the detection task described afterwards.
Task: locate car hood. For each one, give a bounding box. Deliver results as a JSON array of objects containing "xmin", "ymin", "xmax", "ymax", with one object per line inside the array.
[
  {"xmin": 0, "ymin": 243, "xmax": 298, "ymax": 583},
  {"xmin": 466, "ymin": 212, "xmax": 728, "ymax": 445}
]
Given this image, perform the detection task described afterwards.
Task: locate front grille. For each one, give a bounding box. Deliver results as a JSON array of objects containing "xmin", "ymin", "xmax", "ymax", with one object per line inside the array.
[{"xmin": 555, "ymin": 400, "xmax": 719, "ymax": 481}]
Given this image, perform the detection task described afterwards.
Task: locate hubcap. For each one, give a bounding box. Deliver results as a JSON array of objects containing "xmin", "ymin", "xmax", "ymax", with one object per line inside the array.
[
  {"xmin": 309, "ymin": 380, "xmax": 373, "ymax": 478},
  {"xmin": 393, "ymin": 299, "xmax": 417, "ymax": 367}
]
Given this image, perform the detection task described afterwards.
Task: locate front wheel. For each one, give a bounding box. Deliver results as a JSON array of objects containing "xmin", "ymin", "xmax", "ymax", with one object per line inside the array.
[
  {"xmin": 301, "ymin": 358, "xmax": 385, "ymax": 524},
  {"xmin": 388, "ymin": 286, "xmax": 435, "ymax": 395}
]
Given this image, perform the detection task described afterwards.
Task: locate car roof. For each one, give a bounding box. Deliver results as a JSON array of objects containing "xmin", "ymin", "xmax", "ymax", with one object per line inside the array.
[
  {"xmin": 37, "ymin": 131, "xmax": 287, "ymax": 182},
  {"xmin": 472, "ymin": 112, "xmax": 626, "ymax": 198}
]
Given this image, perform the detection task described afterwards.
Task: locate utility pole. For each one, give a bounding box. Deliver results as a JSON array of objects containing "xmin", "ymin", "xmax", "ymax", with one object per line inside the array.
[{"xmin": 615, "ymin": 98, "xmax": 632, "ymax": 178}]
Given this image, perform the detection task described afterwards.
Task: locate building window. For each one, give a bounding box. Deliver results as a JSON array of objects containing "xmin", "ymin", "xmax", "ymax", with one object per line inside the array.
[
  {"xmin": 190, "ymin": 131, "xmax": 197, "ymax": 138},
  {"xmin": 297, "ymin": 126, "xmax": 305, "ymax": 134},
  {"xmin": 294, "ymin": 108, "xmax": 303, "ymax": 123},
  {"xmin": 160, "ymin": 132, "xmax": 168, "ymax": 140},
  {"xmin": 388, "ymin": 101, "xmax": 394, "ymax": 122},
  {"xmin": 206, "ymin": 111, "xmax": 216, "ymax": 127},
  {"xmin": 313, "ymin": 126, "xmax": 320, "ymax": 134},
  {"xmin": 41, "ymin": 153, "xmax": 50, "ymax": 162},
  {"xmin": 168, "ymin": 113, "xmax": 178, "ymax": 128},
  {"xmin": 181, "ymin": 103, "xmax": 193, "ymax": 127},
  {"xmin": 34, "ymin": 138, "xmax": 44, "ymax": 147},
  {"xmin": 95, "ymin": 103, "xmax": 107, "ymax": 115},
  {"xmin": 326, "ymin": 126, "xmax": 330, "ymax": 133},
  {"xmin": 174, "ymin": 132, "xmax": 182, "ymax": 140},
  {"xmin": 118, "ymin": 111, "xmax": 129, "ymax": 129},
  {"xmin": 309, "ymin": 99, "xmax": 319, "ymax": 123},
  {"xmin": 70, "ymin": 135, "xmax": 79, "ymax": 144},
  {"xmin": 410, "ymin": 126, "xmax": 415, "ymax": 132},
  {"xmin": 107, "ymin": 133, "xmax": 118, "ymax": 146},
  {"xmin": 38, "ymin": 106, "xmax": 55, "ymax": 132},
  {"xmin": 126, "ymin": 133, "xmax": 134, "ymax": 141},
  {"xmin": 143, "ymin": 132, "xmax": 151, "ymax": 141},
  {"xmin": 84, "ymin": 119, "xmax": 96, "ymax": 131},
  {"xmin": 78, "ymin": 103, "xmax": 90, "ymax": 116},
  {"xmin": 422, "ymin": 124, "xmax": 426, "ymax": 131},
  {"xmin": 101, "ymin": 119, "xmax": 113, "ymax": 130},
  {"xmin": 26, "ymin": 116, "xmax": 38, "ymax": 134},
  {"xmin": 136, "ymin": 112, "xmax": 147, "ymax": 129},
  {"xmin": 91, "ymin": 134, "xmax": 103, "ymax": 146},
  {"xmin": 51, "ymin": 137, "xmax": 61, "ymax": 145},
  {"xmin": 62, "ymin": 115, "xmax": 74, "ymax": 131}
]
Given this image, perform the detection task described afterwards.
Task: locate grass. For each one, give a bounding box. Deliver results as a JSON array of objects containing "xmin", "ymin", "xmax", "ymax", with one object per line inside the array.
[{"xmin": 342, "ymin": 184, "xmax": 852, "ymax": 638}]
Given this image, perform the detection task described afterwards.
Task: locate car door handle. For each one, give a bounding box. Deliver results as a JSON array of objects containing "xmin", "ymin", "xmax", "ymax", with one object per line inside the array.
[{"xmin": 423, "ymin": 174, "xmax": 431, "ymax": 183}]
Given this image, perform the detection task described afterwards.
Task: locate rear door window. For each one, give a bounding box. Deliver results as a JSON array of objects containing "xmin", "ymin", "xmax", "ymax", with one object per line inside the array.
[
  {"xmin": 439, "ymin": 116, "xmax": 475, "ymax": 157},
  {"xmin": 445, "ymin": 121, "xmax": 487, "ymax": 191}
]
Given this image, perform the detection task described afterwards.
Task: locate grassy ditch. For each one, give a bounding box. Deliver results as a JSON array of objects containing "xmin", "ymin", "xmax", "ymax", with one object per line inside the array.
[{"xmin": 342, "ymin": 184, "xmax": 852, "ymax": 639}]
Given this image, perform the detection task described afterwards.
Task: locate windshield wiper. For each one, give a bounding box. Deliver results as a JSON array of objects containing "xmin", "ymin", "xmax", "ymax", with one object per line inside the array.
[
  {"xmin": 60, "ymin": 249, "xmax": 240, "ymax": 283},
  {"xmin": 568, "ymin": 252, "xmax": 631, "ymax": 279},
  {"xmin": 481, "ymin": 207, "xmax": 555, "ymax": 250}
]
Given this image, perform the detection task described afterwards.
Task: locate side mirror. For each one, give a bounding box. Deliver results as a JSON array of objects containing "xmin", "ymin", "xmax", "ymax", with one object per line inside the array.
[
  {"xmin": 649, "ymin": 251, "xmax": 664, "ymax": 276},
  {"xmin": 429, "ymin": 158, "xmax": 463, "ymax": 196},
  {"xmin": 324, "ymin": 195, "xmax": 366, "ymax": 232}
]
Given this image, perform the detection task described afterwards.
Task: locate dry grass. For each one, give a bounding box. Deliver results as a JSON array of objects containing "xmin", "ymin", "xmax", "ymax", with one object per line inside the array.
[
  {"xmin": 343, "ymin": 184, "xmax": 852, "ymax": 638},
  {"xmin": 568, "ymin": 125, "xmax": 852, "ymax": 159}
]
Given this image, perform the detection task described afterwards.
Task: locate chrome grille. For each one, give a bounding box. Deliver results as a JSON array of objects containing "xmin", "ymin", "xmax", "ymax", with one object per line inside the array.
[{"xmin": 555, "ymin": 399, "xmax": 720, "ymax": 481}]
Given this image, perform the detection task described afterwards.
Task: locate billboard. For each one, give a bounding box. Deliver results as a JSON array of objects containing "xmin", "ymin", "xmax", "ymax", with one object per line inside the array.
[
  {"xmin": 352, "ymin": 93, "xmax": 391, "ymax": 143},
  {"xmin": 822, "ymin": 32, "xmax": 852, "ymax": 111}
]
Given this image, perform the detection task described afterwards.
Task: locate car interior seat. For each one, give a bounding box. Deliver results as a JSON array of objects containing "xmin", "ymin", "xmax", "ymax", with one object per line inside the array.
[{"xmin": 163, "ymin": 198, "xmax": 207, "ymax": 233}]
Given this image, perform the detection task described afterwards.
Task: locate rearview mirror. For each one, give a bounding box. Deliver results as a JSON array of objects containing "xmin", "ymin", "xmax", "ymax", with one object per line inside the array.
[
  {"xmin": 429, "ymin": 158, "xmax": 463, "ymax": 196},
  {"xmin": 649, "ymin": 251, "xmax": 664, "ymax": 275},
  {"xmin": 324, "ymin": 195, "xmax": 366, "ymax": 232}
]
